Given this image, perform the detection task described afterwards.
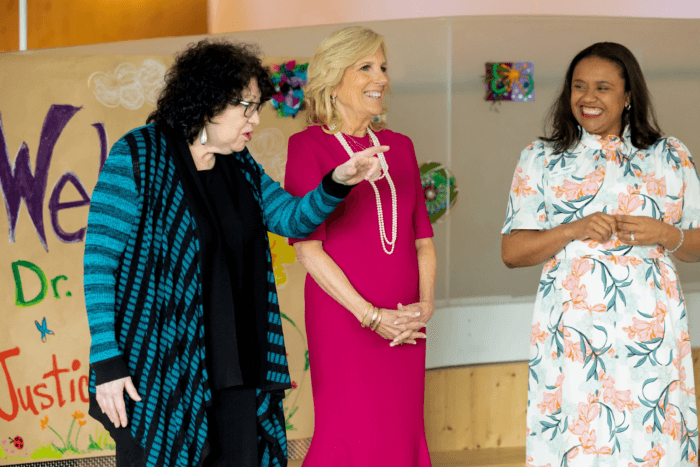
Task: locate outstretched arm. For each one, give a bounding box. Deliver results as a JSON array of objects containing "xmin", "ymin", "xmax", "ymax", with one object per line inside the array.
[{"xmin": 260, "ymin": 145, "xmax": 387, "ymax": 238}]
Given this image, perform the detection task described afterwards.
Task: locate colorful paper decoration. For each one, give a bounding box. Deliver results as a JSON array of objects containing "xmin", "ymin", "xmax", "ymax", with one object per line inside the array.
[
  {"xmin": 484, "ymin": 62, "xmax": 534, "ymax": 102},
  {"xmin": 419, "ymin": 162, "xmax": 458, "ymax": 223},
  {"xmin": 270, "ymin": 61, "xmax": 308, "ymax": 117}
]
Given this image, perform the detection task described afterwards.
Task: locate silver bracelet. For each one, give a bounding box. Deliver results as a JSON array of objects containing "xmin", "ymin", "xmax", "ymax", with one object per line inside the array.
[{"xmin": 667, "ymin": 225, "xmax": 684, "ymax": 254}]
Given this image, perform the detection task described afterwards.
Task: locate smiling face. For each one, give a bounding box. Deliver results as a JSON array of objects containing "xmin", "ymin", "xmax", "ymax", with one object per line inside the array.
[
  {"xmin": 332, "ymin": 47, "xmax": 388, "ymax": 133},
  {"xmin": 570, "ymin": 56, "xmax": 629, "ymax": 138},
  {"xmin": 204, "ymin": 78, "xmax": 261, "ymax": 153}
]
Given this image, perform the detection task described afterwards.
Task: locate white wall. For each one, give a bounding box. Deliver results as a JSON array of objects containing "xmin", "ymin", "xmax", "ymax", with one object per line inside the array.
[
  {"xmin": 209, "ymin": 0, "xmax": 700, "ymax": 34},
  {"xmin": 427, "ymin": 290, "xmax": 700, "ymax": 368},
  {"xmin": 29, "ymin": 15, "xmax": 700, "ymax": 367}
]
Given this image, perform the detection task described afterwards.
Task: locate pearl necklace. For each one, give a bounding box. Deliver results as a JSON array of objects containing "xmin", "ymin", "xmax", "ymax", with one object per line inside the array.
[{"xmin": 334, "ymin": 128, "xmax": 397, "ymax": 254}]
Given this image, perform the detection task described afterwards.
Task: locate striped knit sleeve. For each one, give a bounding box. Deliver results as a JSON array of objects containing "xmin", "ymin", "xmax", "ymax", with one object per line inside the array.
[
  {"xmin": 83, "ymin": 137, "xmax": 139, "ymax": 383},
  {"xmin": 259, "ymin": 164, "xmax": 350, "ymax": 239}
]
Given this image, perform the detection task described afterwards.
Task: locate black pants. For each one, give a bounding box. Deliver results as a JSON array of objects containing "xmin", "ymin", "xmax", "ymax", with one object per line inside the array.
[
  {"xmin": 202, "ymin": 386, "xmax": 259, "ymax": 467},
  {"xmin": 92, "ymin": 387, "xmax": 258, "ymax": 467}
]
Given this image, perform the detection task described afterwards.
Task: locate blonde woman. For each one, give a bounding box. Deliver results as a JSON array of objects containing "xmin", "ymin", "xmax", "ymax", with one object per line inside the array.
[{"xmin": 285, "ymin": 27, "xmax": 435, "ymax": 466}]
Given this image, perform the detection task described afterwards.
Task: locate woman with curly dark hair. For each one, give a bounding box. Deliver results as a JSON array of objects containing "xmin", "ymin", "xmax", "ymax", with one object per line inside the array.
[
  {"xmin": 502, "ymin": 42, "xmax": 700, "ymax": 465},
  {"xmin": 83, "ymin": 39, "xmax": 386, "ymax": 467}
]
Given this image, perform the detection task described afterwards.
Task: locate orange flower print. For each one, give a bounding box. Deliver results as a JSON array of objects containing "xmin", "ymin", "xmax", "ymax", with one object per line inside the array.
[
  {"xmin": 552, "ymin": 179, "xmax": 597, "ymax": 201},
  {"xmin": 512, "ymin": 167, "xmax": 537, "ymax": 197},
  {"xmin": 659, "ymin": 274, "xmax": 680, "ymax": 302},
  {"xmin": 642, "ymin": 173, "xmax": 667, "ymax": 198},
  {"xmin": 537, "ymin": 388, "xmax": 562, "ymax": 414},
  {"xmin": 622, "ymin": 317, "xmax": 664, "ymax": 343},
  {"xmin": 570, "ymin": 285, "xmax": 588, "ymax": 308},
  {"xmin": 543, "ymin": 258, "xmax": 558, "ymax": 273},
  {"xmin": 641, "ymin": 444, "xmax": 665, "ymax": 467},
  {"xmin": 669, "ymin": 139, "xmax": 693, "ymax": 169},
  {"xmin": 577, "ymin": 400, "xmax": 601, "ymax": 424},
  {"xmin": 612, "ymin": 192, "xmax": 643, "ymax": 215},
  {"xmin": 672, "ymin": 332, "xmax": 691, "ymax": 370},
  {"xmin": 601, "ymin": 374, "xmax": 639, "ymax": 412},
  {"xmin": 580, "ymin": 429, "xmax": 598, "ymax": 455},
  {"xmin": 579, "ymin": 429, "xmax": 611, "ymax": 456},
  {"xmin": 563, "ymin": 339, "xmax": 585, "ymax": 363},
  {"xmin": 678, "ymin": 367, "xmax": 696, "ymax": 396},
  {"xmin": 604, "ymin": 255, "xmax": 643, "ymax": 268},
  {"xmin": 531, "ymin": 323, "xmax": 548, "ymax": 345},
  {"xmin": 562, "ymin": 274, "xmax": 579, "ymax": 291},
  {"xmin": 662, "ymin": 412, "xmax": 681, "ymax": 440},
  {"xmin": 72, "ymin": 410, "xmax": 85, "ymax": 419},
  {"xmin": 566, "ymin": 447, "xmax": 579, "ymax": 462},
  {"xmin": 569, "ymin": 417, "xmax": 589, "ymax": 435},
  {"xmin": 663, "ymin": 201, "xmax": 682, "ymax": 224},
  {"xmin": 40, "ymin": 416, "xmax": 49, "ymax": 430},
  {"xmin": 568, "ymin": 286, "xmax": 607, "ymax": 313},
  {"xmin": 78, "ymin": 420, "xmax": 87, "ymax": 427},
  {"xmin": 652, "ymin": 302, "xmax": 668, "ymax": 320},
  {"xmin": 551, "ymin": 166, "xmax": 604, "ymax": 201},
  {"xmin": 526, "ymin": 456, "xmax": 552, "ymax": 467},
  {"xmin": 627, "ymin": 185, "xmax": 641, "ymax": 195},
  {"xmin": 571, "ymin": 257, "xmax": 593, "ymax": 278},
  {"xmin": 585, "ymin": 237, "xmax": 622, "ymax": 251},
  {"xmin": 587, "ymin": 167, "xmax": 606, "ymax": 183}
]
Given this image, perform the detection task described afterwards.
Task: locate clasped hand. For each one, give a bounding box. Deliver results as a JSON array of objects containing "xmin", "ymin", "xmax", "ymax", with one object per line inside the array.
[
  {"xmin": 331, "ymin": 145, "xmax": 389, "ymax": 185},
  {"xmin": 372, "ymin": 302, "xmax": 433, "ymax": 347},
  {"xmin": 567, "ymin": 212, "xmax": 675, "ymax": 248}
]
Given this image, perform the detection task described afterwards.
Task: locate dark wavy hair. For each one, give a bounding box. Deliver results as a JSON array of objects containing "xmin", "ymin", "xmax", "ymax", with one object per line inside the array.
[
  {"xmin": 541, "ymin": 42, "xmax": 662, "ymax": 154},
  {"xmin": 147, "ymin": 39, "xmax": 275, "ymax": 144}
]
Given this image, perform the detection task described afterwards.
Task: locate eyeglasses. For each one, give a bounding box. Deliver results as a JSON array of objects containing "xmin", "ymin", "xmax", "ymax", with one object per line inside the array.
[{"xmin": 233, "ymin": 99, "xmax": 266, "ymax": 118}]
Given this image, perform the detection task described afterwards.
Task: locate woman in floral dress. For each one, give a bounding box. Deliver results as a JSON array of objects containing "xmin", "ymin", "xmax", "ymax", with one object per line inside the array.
[{"xmin": 502, "ymin": 42, "xmax": 700, "ymax": 467}]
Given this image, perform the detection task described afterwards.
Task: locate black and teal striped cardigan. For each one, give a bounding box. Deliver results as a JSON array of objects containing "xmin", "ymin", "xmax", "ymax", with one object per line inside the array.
[{"xmin": 83, "ymin": 123, "xmax": 346, "ymax": 467}]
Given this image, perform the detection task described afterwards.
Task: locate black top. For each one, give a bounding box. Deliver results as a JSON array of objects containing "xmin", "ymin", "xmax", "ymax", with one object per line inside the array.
[{"xmin": 198, "ymin": 160, "xmax": 269, "ymax": 389}]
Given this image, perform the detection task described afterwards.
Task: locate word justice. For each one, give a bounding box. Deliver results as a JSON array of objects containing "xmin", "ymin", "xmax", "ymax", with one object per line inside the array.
[
  {"xmin": 0, "ymin": 104, "xmax": 107, "ymax": 252},
  {"xmin": 0, "ymin": 347, "xmax": 89, "ymax": 422}
]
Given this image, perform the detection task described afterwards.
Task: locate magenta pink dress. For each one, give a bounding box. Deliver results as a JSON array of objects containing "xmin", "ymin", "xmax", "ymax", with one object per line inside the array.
[{"xmin": 285, "ymin": 125, "xmax": 434, "ymax": 466}]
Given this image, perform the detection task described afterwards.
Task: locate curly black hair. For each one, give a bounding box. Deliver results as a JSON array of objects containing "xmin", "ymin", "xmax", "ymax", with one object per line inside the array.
[
  {"xmin": 147, "ymin": 38, "xmax": 275, "ymax": 144},
  {"xmin": 541, "ymin": 42, "xmax": 662, "ymax": 154}
]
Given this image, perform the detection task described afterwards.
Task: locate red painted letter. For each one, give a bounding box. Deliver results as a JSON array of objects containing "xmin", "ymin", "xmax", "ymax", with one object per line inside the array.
[
  {"xmin": 33, "ymin": 383, "xmax": 54, "ymax": 410},
  {"xmin": 0, "ymin": 347, "xmax": 20, "ymax": 421},
  {"xmin": 42, "ymin": 354, "xmax": 69, "ymax": 407}
]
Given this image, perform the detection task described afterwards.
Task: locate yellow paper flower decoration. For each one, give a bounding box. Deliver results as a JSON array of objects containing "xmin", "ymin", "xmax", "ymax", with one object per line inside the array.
[{"xmin": 268, "ymin": 233, "xmax": 296, "ymax": 286}]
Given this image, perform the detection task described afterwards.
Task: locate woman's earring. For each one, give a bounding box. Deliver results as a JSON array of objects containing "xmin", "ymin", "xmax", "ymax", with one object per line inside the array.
[
  {"xmin": 625, "ymin": 103, "xmax": 631, "ymax": 111},
  {"xmin": 331, "ymin": 96, "xmax": 336, "ymax": 104},
  {"xmin": 200, "ymin": 128, "xmax": 207, "ymax": 145}
]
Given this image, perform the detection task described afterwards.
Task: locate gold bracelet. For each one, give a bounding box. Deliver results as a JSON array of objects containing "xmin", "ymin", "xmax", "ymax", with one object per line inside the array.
[
  {"xmin": 372, "ymin": 308, "xmax": 383, "ymax": 331},
  {"xmin": 368, "ymin": 307, "xmax": 378, "ymax": 329},
  {"xmin": 361, "ymin": 303, "xmax": 373, "ymax": 328}
]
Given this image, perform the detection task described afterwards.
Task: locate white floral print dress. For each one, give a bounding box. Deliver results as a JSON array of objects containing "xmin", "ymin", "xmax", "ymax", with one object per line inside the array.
[{"xmin": 502, "ymin": 127, "xmax": 700, "ymax": 467}]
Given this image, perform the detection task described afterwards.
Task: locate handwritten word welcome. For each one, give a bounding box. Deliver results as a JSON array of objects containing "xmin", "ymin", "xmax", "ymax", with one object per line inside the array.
[{"xmin": 0, "ymin": 105, "xmax": 107, "ymax": 251}]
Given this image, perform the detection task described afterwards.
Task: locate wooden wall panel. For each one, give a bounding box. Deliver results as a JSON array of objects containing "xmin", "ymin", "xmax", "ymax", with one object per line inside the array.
[
  {"xmin": 0, "ymin": 0, "xmax": 19, "ymax": 52},
  {"xmin": 26, "ymin": 0, "xmax": 207, "ymax": 50},
  {"xmin": 425, "ymin": 362, "xmax": 529, "ymax": 453},
  {"xmin": 424, "ymin": 348, "xmax": 700, "ymax": 462}
]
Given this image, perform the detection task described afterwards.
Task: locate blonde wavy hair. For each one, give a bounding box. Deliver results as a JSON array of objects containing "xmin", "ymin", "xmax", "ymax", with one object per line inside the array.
[{"xmin": 304, "ymin": 26, "xmax": 389, "ymax": 133}]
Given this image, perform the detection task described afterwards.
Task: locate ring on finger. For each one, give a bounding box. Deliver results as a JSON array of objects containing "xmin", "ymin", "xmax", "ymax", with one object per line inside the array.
[{"xmin": 631, "ymin": 232, "xmax": 635, "ymax": 242}]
